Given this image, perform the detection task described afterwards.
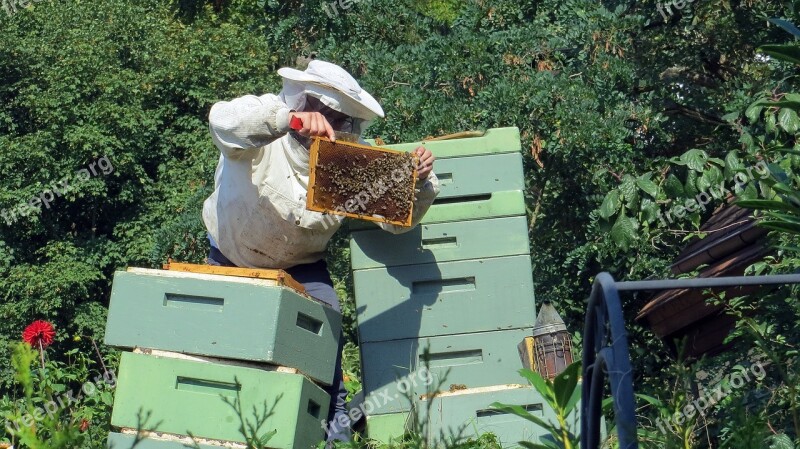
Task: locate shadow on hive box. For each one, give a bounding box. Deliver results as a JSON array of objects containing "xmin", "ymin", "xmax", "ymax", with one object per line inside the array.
[{"xmin": 355, "ymin": 223, "xmax": 443, "ymax": 352}]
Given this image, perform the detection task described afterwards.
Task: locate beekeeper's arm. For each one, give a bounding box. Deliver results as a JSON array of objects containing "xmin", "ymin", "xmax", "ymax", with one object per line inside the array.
[{"xmin": 208, "ymin": 94, "xmax": 335, "ymax": 154}]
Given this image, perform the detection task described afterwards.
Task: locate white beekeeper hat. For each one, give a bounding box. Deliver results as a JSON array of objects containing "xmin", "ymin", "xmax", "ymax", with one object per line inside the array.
[{"xmin": 278, "ymin": 60, "xmax": 385, "ymax": 122}]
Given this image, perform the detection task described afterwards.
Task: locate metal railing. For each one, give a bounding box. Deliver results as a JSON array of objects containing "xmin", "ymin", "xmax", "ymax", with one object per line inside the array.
[{"xmin": 581, "ymin": 272, "xmax": 800, "ymax": 449}]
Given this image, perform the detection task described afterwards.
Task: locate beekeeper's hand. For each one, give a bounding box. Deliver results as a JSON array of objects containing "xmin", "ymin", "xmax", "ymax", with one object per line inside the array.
[
  {"xmin": 413, "ymin": 146, "xmax": 435, "ymax": 181},
  {"xmin": 288, "ymin": 112, "xmax": 337, "ymax": 142}
]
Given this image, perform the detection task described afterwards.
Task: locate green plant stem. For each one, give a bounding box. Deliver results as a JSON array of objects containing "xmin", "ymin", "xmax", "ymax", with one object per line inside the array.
[
  {"xmin": 557, "ymin": 413, "xmax": 574, "ymax": 449},
  {"xmin": 88, "ymin": 337, "xmax": 109, "ymax": 379},
  {"xmin": 38, "ymin": 340, "xmax": 45, "ymax": 373}
]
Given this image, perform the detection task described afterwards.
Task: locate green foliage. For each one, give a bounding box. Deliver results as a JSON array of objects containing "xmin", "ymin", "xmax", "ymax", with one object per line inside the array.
[
  {"xmin": 1, "ymin": 342, "xmax": 116, "ymax": 449},
  {"xmin": 726, "ymin": 25, "xmax": 800, "ymax": 442},
  {"xmin": 492, "ymin": 362, "xmax": 581, "ymax": 449},
  {"xmin": 410, "ymin": 0, "xmax": 464, "ymax": 25}
]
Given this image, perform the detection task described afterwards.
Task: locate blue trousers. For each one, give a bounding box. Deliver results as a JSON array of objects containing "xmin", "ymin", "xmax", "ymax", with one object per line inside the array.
[{"xmin": 207, "ymin": 246, "xmax": 350, "ymax": 442}]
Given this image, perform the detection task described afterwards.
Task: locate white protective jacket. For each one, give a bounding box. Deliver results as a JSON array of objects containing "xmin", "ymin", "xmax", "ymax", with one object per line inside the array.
[{"xmin": 202, "ymin": 93, "xmax": 440, "ymax": 269}]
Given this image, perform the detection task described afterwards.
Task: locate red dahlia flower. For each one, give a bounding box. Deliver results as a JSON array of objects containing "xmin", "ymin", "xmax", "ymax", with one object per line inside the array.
[{"xmin": 22, "ymin": 320, "xmax": 55, "ymax": 348}]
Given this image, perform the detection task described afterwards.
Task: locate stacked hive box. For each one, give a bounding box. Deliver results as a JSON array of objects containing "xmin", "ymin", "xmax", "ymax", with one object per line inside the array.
[
  {"xmin": 350, "ymin": 128, "xmax": 557, "ymax": 447},
  {"xmin": 103, "ymin": 267, "xmax": 342, "ymax": 449}
]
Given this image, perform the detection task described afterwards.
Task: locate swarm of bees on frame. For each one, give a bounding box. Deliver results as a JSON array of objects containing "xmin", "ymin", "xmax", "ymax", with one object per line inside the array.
[{"xmin": 312, "ymin": 145, "xmax": 417, "ymax": 223}]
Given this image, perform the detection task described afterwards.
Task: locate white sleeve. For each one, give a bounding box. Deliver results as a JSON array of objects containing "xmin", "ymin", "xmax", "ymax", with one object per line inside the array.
[{"xmin": 208, "ymin": 94, "xmax": 293, "ymax": 154}]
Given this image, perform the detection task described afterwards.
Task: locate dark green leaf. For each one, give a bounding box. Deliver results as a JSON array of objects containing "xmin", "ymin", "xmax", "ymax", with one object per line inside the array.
[
  {"xmin": 611, "ymin": 213, "xmax": 638, "ymax": 250},
  {"xmin": 518, "ymin": 369, "xmax": 556, "ymax": 406},
  {"xmin": 769, "ymin": 18, "xmax": 800, "ymax": 37},
  {"xmin": 640, "ymin": 198, "xmax": 660, "ymax": 223},
  {"xmin": 754, "ymin": 100, "xmax": 800, "ymax": 110},
  {"xmin": 599, "ymin": 190, "xmax": 621, "ymax": 219},
  {"xmin": 761, "ymin": 221, "xmax": 800, "ymax": 234},
  {"xmin": 636, "ymin": 177, "xmax": 659, "ymax": 198},
  {"xmin": 774, "ymin": 148, "xmax": 800, "ymax": 156},
  {"xmin": 767, "ymin": 110, "xmax": 778, "ymax": 132},
  {"xmin": 724, "ymin": 151, "xmax": 743, "ymax": 171},
  {"xmin": 778, "ymin": 107, "xmax": 800, "ymax": 133},
  {"xmin": 766, "ymin": 212, "xmax": 800, "ymax": 226},
  {"xmin": 680, "ymin": 149, "xmax": 708, "ymax": 171},
  {"xmin": 552, "ymin": 361, "xmax": 580, "ymax": 411},
  {"xmin": 745, "ymin": 102, "xmax": 763, "ymax": 123},
  {"xmin": 491, "ymin": 402, "xmax": 555, "ymax": 429},
  {"xmin": 736, "ymin": 199, "xmax": 800, "ymax": 213},
  {"xmin": 664, "ymin": 174, "xmax": 684, "ymax": 197},
  {"xmin": 760, "ymin": 44, "xmax": 800, "ymax": 65},
  {"xmin": 769, "ymin": 433, "xmax": 795, "ymax": 449},
  {"xmin": 619, "ymin": 175, "xmax": 638, "ymax": 203}
]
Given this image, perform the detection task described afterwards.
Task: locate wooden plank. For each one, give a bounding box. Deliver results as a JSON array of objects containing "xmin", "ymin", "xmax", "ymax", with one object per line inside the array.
[
  {"xmin": 108, "ymin": 431, "xmax": 245, "ymax": 448},
  {"xmin": 365, "ymin": 127, "xmax": 521, "ymax": 159},
  {"xmin": 162, "ymin": 262, "xmax": 306, "ymax": 295},
  {"xmin": 132, "ymin": 348, "xmax": 301, "ymax": 376}
]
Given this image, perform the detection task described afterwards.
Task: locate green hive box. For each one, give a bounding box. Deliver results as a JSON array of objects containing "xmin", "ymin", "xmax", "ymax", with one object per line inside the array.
[
  {"xmin": 353, "ymin": 255, "xmax": 536, "ymax": 342},
  {"xmin": 365, "ymin": 413, "xmax": 412, "ymax": 444},
  {"xmin": 110, "ymin": 352, "xmax": 330, "ymax": 449},
  {"xmin": 104, "ymin": 268, "xmax": 342, "ymax": 385},
  {"xmin": 416, "ymin": 385, "xmax": 564, "ymax": 448},
  {"xmin": 107, "ymin": 432, "xmax": 235, "ymax": 449},
  {"xmin": 359, "ymin": 328, "xmax": 533, "ymax": 415},
  {"xmin": 429, "ymin": 153, "xmax": 524, "ymax": 201},
  {"xmin": 419, "ymin": 152, "xmax": 525, "ymax": 225},
  {"xmin": 366, "ymin": 127, "xmax": 521, "ymax": 159},
  {"xmin": 350, "ymin": 216, "xmax": 530, "ymax": 270}
]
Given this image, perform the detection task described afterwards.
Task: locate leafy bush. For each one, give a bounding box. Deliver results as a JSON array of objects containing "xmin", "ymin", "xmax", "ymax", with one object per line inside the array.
[{"xmin": 1, "ymin": 341, "xmax": 116, "ymax": 448}]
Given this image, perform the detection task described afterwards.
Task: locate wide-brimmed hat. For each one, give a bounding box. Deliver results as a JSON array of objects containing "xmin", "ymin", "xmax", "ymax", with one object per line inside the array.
[{"xmin": 278, "ymin": 60, "xmax": 384, "ymax": 120}]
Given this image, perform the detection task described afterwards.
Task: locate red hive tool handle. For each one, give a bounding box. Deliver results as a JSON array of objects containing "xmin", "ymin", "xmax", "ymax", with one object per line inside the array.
[{"xmin": 290, "ymin": 116, "xmax": 303, "ymax": 131}]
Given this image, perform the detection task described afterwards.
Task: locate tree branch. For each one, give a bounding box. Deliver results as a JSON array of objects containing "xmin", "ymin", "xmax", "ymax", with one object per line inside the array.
[{"xmin": 662, "ymin": 100, "xmax": 728, "ymax": 125}]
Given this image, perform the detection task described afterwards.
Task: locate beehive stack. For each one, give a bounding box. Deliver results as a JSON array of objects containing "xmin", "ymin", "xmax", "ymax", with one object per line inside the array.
[
  {"xmin": 102, "ymin": 265, "xmax": 342, "ymax": 449},
  {"xmin": 349, "ymin": 127, "xmax": 561, "ymax": 447}
]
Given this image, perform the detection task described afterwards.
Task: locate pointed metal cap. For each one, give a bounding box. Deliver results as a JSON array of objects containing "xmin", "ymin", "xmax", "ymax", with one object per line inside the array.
[{"xmin": 532, "ymin": 301, "xmax": 568, "ymax": 337}]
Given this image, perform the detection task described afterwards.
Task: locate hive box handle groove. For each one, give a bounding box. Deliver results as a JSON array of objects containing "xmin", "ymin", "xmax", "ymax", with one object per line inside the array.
[
  {"xmin": 296, "ymin": 313, "xmax": 324, "ymax": 335},
  {"xmin": 422, "ymin": 349, "xmax": 483, "ymax": 367},
  {"xmin": 163, "ymin": 293, "xmax": 224, "ymax": 312},
  {"xmin": 307, "ymin": 400, "xmax": 321, "ymax": 418},
  {"xmin": 421, "ymin": 236, "xmax": 458, "ymax": 249},
  {"xmin": 437, "ymin": 173, "xmax": 453, "ymax": 185},
  {"xmin": 433, "ymin": 193, "xmax": 492, "ymax": 205},
  {"xmin": 412, "ymin": 277, "xmax": 476, "ymax": 294},
  {"xmin": 475, "ymin": 403, "xmax": 543, "ymax": 420},
  {"xmin": 175, "ymin": 376, "xmax": 241, "ymax": 396}
]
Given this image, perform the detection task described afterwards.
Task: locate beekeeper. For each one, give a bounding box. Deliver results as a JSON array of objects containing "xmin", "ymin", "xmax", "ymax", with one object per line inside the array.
[{"xmin": 202, "ymin": 59, "xmax": 439, "ymax": 444}]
